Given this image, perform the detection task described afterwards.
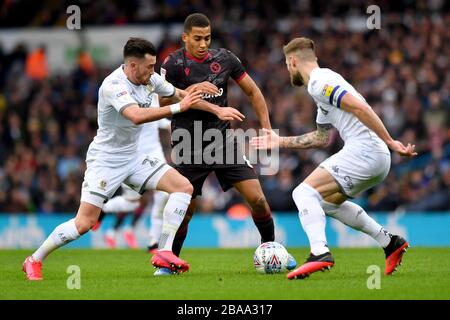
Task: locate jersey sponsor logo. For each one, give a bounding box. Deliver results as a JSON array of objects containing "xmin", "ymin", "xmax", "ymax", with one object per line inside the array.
[
  {"xmin": 116, "ymin": 91, "xmax": 128, "ymax": 97},
  {"xmin": 210, "ymin": 62, "xmax": 221, "ymax": 73},
  {"xmin": 202, "ymin": 87, "xmax": 224, "ymax": 100}
]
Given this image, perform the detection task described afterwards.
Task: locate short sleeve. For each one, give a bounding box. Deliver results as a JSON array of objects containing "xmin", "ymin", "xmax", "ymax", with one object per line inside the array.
[
  {"xmin": 151, "ymin": 72, "xmax": 175, "ymax": 98},
  {"xmin": 102, "ymin": 80, "xmax": 137, "ymax": 113},
  {"xmin": 227, "ymin": 50, "xmax": 247, "ymax": 82},
  {"xmin": 315, "ymin": 109, "xmax": 328, "ymax": 125},
  {"xmin": 157, "ymin": 118, "xmax": 171, "ymax": 129},
  {"xmin": 308, "ymin": 72, "xmax": 348, "ymax": 109}
]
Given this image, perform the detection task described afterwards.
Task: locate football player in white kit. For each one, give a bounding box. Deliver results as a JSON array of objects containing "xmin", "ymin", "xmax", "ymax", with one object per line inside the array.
[
  {"xmin": 251, "ymin": 37, "xmax": 417, "ymax": 280},
  {"xmin": 98, "ymin": 116, "xmax": 171, "ymax": 251},
  {"xmin": 22, "ymin": 37, "xmax": 224, "ymax": 280}
]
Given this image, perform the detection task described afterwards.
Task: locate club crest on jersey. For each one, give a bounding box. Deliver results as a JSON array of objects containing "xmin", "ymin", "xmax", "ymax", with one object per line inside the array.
[
  {"xmin": 210, "ymin": 62, "xmax": 221, "ymax": 73},
  {"xmin": 184, "ymin": 67, "xmax": 190, "ymax": 76},
  {"xmin": 146, "ymin": 84, "xmax": 154, "ymax": 93},
  {"xmin": 322, "ymin": 84, "xmax": 334, "ymax": 97},
  {"xmin": 99, "ymin": 180, "xmax": 107, "ymax": 191}
]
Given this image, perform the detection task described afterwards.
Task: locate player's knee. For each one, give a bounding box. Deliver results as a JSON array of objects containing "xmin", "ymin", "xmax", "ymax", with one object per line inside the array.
[
  {"xmin": 177, "ymin": 179, "xmax": 193, "ymax": 195},
  {"xmin": 292, "ymin": 183, "xmax": 321, "ymax": 203},
  {"xmin": 75, "ymin": 216, "xmax": 98, "ymax": 235},
  {"xmin": 250, "ymin": 196, "xmax": 269, "ymax": 213}
]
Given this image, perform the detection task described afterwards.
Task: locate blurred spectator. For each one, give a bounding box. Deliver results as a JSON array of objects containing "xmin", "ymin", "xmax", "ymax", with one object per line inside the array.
[{"xmin": 25, "ymin": 46, "xmax": 48, "ymax": 81}]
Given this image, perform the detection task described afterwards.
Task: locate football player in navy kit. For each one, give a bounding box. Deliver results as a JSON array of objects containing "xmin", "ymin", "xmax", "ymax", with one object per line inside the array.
[{"xmin": 161, "ymin": 13, "xmax": 278, "ymax": 259}]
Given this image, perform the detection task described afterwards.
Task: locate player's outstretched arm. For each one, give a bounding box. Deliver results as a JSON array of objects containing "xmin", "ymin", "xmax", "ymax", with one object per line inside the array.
[
  {"xmin": 237, "ymin": 74, "xmax": 272, "ymax": 130},
  {"xmin": 340, "ymin": 93, "xmax": 417, "ymax": 157},
  {"xmin": 163, "ymin": 87, "xmax": 245, "ymax": 121},
  {"xmin": 250, "ymin": 124, "xmax": 330, "ymax": 150},
  {"xmin": 122, "ymin": 89, "xmax": 202, "ymax": 125},
  {"xmin": 185, "ymin": 81, "xmax": 219, "ymax": 95}
]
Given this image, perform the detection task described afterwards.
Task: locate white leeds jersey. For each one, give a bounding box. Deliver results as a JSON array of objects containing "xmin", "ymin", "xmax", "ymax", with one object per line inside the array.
[
  {"xmin": 308, "ymin": 68, "xmax": 389, "ymax": 153},
  {"xmin": 87, "ymin": 66, "xmax": 175, "ymax": 163},
  {"xmin": 137, "ymin": 93, "xmax": 171, "ymax": 156}
]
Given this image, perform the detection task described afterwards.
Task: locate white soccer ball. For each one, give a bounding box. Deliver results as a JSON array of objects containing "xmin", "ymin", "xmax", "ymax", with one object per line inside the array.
[{"xmin": 253, "ymin": 241, "xmax": 290, "ymax": 274}]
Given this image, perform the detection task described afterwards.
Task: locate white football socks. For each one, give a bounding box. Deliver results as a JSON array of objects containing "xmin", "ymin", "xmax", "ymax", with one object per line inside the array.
[
  {"xmin": 32, "ymin": 218, "xmax": 80, "ymax": 262},
  {"xmin": 148, "ymin": 191, "xmax": 168, "ymax": 246},
  {"xmin": 292, "ymin": 183, "xmax": 329, "ymax": 256},
  {"xmin": 321, "ymin": 200, "xmax": 391, "ymax": 248},
  {"xmin": 159, "ymin": 192, "xmax": 191, "ymax": 251}
]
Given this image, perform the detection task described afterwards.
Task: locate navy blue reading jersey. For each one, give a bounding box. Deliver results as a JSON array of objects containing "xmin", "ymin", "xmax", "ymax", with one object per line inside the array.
[{"xmin": 161, "ymin": 47, "xmax": 247, "ymax": 135}]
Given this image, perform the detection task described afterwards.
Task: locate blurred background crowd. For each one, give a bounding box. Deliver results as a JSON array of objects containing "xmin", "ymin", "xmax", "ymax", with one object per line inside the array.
[{"xmin": 0, "ymin": 0, "xmax": 449, "ymax": 215}]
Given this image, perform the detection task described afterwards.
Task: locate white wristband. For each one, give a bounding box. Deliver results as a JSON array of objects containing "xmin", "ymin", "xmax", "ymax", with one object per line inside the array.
[{"xmin": 170, "ymin": 103, "xmax": 181, "ymax": 114}]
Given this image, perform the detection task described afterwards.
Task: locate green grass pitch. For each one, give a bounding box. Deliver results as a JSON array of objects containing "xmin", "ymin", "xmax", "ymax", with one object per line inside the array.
[{"xmin": 1, "ymin": 248, "xmax": 449, "ymax": 300}]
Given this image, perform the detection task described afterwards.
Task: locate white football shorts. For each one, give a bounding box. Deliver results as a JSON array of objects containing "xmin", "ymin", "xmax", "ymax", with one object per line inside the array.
[
  {"xmin": 119, "ymin": 148, "xmax": 167, "ymax": 202},
  {"xmin": 81, "ymin": 152, "xmax": 170, "ymax": 208},
  {"xmin": 319, "ymin": 146, "xmax": 391, "ymax": 198}
]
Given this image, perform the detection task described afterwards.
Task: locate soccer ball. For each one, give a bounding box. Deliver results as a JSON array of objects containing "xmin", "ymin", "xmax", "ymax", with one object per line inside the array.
[{"xmin": 253, "ymin": 241, "xmax": 291, "ymax": 274}]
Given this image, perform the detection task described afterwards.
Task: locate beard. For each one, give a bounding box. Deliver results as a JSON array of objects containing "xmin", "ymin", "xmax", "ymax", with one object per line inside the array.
[{"xmin": 291, "ymin": 71, "xmax": 304, "ymax": 86}]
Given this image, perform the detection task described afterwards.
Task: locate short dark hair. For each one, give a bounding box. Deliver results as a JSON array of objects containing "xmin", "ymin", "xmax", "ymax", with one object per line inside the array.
[
  {"xmin": 123, "ymin": 37, "xmax": 156, "ymax": 59},
  {"xmin": 184, "ymin": 13, "xmax": 210, "ymax": 32}
]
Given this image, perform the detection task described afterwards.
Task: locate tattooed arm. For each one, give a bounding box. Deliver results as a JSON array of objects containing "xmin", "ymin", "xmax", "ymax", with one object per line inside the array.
[
  {"xmin": 250, "ymin": 124, "xmax": 332, "ymax": 150},
  {"xmin": 279, "ymin": 124, "xmax": 332, "ymax": 149}
]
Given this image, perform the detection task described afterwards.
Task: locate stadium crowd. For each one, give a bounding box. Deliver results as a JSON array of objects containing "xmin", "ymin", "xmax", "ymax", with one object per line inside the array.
[{"xmin": 0, "ymin": 1, "xmax": 449, "ymax": 214}]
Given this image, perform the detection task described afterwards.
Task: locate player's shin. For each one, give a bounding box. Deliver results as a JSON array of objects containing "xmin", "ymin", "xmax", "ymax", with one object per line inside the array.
[
  {"xmin": 159, "ymin": 192, "xmax": 192, "ymax": 251},
  {"xmin": 148, "ymin": 191, "xmax": 168, "ymax": 246},
  {"xmin": 293, "ymin": 183, "xmax": 329, "ymax": 255},
  {"xmin": 252, "ymin": 212, "xmax": 275, "ymax": 243},
  {"xmin": 322, "ymin": 200, "xmax": 391, "ymax": 247},
  {"xmin": 32, "ymin": 218, "xmax": 80, "ymax": 262}
]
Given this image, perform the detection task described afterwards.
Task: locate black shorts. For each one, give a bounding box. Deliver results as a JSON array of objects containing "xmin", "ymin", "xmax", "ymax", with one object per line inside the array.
[{"xmin": 175, "ymin": 164, "xmax": 258, "ymax": 198}]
